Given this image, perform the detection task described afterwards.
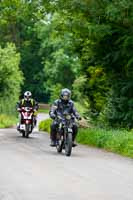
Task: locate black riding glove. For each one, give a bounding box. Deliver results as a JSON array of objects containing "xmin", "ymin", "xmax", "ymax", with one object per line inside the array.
[
  {"xmin": 76, "ymin": 116, "xmax": 82, "ymax": 120},
  {"xmin": 50, "ymin": 113, "xmax": 56, "ymax": 119}
]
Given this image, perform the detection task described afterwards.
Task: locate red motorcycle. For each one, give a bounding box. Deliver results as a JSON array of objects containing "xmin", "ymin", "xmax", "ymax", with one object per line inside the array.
[{"xmin": 18, "ymin": 107, "xmax": 35, "ymax": 138}]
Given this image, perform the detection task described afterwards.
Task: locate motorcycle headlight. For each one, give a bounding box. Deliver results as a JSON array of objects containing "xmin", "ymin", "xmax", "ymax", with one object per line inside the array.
[{"xmin": 66, "ymin": 115, "xmax": 71, "ymax": 120}]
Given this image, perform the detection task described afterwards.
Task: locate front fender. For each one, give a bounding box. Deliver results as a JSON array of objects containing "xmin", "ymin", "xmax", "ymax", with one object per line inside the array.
[{"xmin": 67, "ymin": 128, "xmax": 73, "ymax": 133}]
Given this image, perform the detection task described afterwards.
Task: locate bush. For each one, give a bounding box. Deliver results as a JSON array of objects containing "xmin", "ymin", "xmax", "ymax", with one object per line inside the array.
[
  {"xmin": 0, "ymin": 114, "xmax": 17, "ymax": 128},
  {"xmin": 0, "ymin": 43, "xmax": 23, "ymax": 115},
  {"xmin": 77, "ymin": 128, "xmax": 133, "ymax": 158},
  {"xmin": 49, "ymin": 84, "xmax": 63, "ymax": 103},
  {"xmin": 39, "ymin": 118, "xmax": 52, "ymax": 133},
  {"xmin": 74, "ymin": 102, "xmax": 88, "ymax": 117},
  {"xmin": 39, "ymin": 118, "xmax": 133, "ymax": 158}
]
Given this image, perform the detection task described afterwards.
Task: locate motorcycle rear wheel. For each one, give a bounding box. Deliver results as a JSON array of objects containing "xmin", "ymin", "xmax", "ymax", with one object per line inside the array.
[
  {"xmin": 25, "ymin": 124, "xmax": 30, "ymax": 138},
  {"xmin": 22, "ymin": 131, "xmax": 25, "ymax": 137}
]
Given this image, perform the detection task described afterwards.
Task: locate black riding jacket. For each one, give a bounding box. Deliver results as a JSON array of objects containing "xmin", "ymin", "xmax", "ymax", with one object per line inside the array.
[{"xmin": 50, "ymin": 99, "xmax": 80, "ymax": 119}]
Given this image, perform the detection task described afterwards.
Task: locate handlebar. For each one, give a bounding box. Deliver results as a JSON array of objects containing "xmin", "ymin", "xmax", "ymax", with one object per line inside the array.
[{"xmin": 18, "ymin": 107, "xmax": 34, "ymax": 112}]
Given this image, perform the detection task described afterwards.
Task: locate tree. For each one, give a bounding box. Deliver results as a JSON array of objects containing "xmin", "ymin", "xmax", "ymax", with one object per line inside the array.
[
  {"xmin": 0, "ymin": 0, "xmax": 48, "ymax": 101},
  {"xmin": 36, "ymin": 13, "xmax": 81, "ymax": 100},
  {"xmin": 0, "ymin": 43, "xmax": 23, "ymax": 114},
  {"xmin": 44, "ymin": 0, "xmax": 133, "ymax": 127}
]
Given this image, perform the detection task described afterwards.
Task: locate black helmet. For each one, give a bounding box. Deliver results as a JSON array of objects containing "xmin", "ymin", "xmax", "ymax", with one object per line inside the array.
[
  {"xmin": 24, "ymin": 91, "xmax": 32, "ymax": 101},
  {"xmin": 60, "ymin": 88, "xmax": 71, "ymax": 102}
]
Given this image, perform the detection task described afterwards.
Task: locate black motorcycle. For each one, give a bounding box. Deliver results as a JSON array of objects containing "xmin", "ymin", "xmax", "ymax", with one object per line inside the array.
[{"xmin": 56, "ymin": 112, "xmax": 75, "ymax": 156}]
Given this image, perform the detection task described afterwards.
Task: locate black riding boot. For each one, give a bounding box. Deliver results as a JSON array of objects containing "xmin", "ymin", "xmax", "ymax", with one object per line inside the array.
[
  {"xmin": 72, "ymin": 124, "xmax": 78, "ymax": 147},
  {"xmin": 50, "ymin": 121, "xmax": 58, "ymax": 147}
]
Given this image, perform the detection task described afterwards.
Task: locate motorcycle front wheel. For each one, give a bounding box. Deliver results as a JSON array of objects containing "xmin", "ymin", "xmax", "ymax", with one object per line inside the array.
[{"xmin": 65, "ymin": 133, "xmax": 72, "ymax": 156}]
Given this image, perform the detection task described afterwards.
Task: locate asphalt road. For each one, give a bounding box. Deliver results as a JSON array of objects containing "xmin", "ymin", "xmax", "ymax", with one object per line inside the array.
[{"xmin": 0, "ymin": 114, "xmax": 133, "ymax": 200}]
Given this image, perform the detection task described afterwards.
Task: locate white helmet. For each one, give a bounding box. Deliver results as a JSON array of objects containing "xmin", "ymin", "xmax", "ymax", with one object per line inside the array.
[{"xmin": 24, "ymin": 91, "xmax": 32, "ymax": 101}]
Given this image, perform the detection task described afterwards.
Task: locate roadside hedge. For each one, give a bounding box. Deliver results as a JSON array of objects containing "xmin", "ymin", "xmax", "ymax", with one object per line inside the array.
[
  {"xmin": 39, "ymin": 118, "xmax": 133, "ymax": 158},
  {"xmin": 77, "ymin": 128, "xmax": 133, "ymax": 158},
  {"xmin": 39, "ymin": 119, "xmax": 52, "ymax": 133},
  {"xmin": 0, "ymin": 114, "xmax": 17, "ymax": 128}
]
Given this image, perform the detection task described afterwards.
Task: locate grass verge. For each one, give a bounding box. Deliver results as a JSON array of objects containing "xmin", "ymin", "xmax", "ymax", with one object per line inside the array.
[
  {"xmin": 39, "ymin": 118, "xmax": 133, "ymax": 158},
  {"xmin": 77, "ymin": 128, "xmax": 133, "ymax": 158},
  {"xmin": 0, "ymin": 114, "xmax": 17, "ymax": 128},
  {"xmin": 38, "ymin": 109, "xmax": 49, "ymax": 114}
]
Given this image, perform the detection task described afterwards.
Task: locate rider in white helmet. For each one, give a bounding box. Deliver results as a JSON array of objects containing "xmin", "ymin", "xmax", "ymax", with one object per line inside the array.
[{"xmin": 17, "ymin": 91, "xmax": 39, "ymax": 129}]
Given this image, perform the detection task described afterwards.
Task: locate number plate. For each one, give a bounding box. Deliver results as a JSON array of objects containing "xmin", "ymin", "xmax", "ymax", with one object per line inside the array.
[
  {"xmin": 20, "ymin": 124, "xmax": 25, "ymax": 130},
  {"xmin": 68, "ymin": 128, "xmax": 72, "ymax": 133}
]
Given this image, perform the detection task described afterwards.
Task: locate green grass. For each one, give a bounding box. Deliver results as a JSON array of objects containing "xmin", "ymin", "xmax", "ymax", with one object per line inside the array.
[
  {"xmin": 39, "ymin": 118, "xmax": 52, "ymax": 133},
  {"xmin": 77, "ymin": 128, "xmax": 133, "ymax": 158},
  {"xmin": 38, "ymin": 118, "xmax": 133, "ymax": 158},
  {"xmin": 38, "ymin": 108, "xmax": 49, "ymax": 114},
  {"xmin": 0, "ymin": 114, "xmax": 17, "ymax": 128}
]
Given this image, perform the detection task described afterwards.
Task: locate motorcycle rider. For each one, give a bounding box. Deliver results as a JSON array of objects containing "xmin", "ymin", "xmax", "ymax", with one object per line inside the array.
[
  {"xmin": 16, "ymin": 91, "xmax": 39, "ymax": 130},
  {"xmin": 49, "ymin": 88, "xmax": 81, "ymax": 147}
]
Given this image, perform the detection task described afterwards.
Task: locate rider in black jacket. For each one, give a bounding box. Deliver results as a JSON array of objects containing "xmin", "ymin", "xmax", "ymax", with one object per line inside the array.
[{"xmin": 49, "ymin": 88, "xmax": 81, "ymax": 147}]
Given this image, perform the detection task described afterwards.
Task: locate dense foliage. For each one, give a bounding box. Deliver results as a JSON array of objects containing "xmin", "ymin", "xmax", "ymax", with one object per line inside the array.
[
  {"xmin": 0, "ymin": 43, "xmax": 23, "ymax": 114},
  {"xmin": 0, "ymin": 0, "xmax": 48, "ymax": 102},
  {"xmin": 39, "ymin": 118, "xmax": 52, "ymax": 133},
  {"xmin": 0, "ymin": 0, "xmax": 132, "ymax": 128},
  {"xmin": 44, "ymin": 0, "xmax": 133, "ymax": 128}
]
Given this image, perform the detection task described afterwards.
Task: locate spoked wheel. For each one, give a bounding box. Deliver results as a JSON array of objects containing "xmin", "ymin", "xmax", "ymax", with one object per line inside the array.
[{"xmin": 65, "ymin": 133, "xmax": 72, "ymax": 156}]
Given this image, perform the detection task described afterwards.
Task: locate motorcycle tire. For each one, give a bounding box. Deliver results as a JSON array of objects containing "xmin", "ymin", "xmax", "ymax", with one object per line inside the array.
[
  {"xmin": 65, "ymin": 133, "xmax": 72, "ymax": 156},
  {"xmin": 56, "ymin": 139, "xmax": 64, "ymax": 153},
  {"xmin": 25, "ymin": 124, "xmax": 30, "ymax": 138},
  {"xmin": 22, "ymin": 131, "xmax": 25, "ymax": 137}
]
